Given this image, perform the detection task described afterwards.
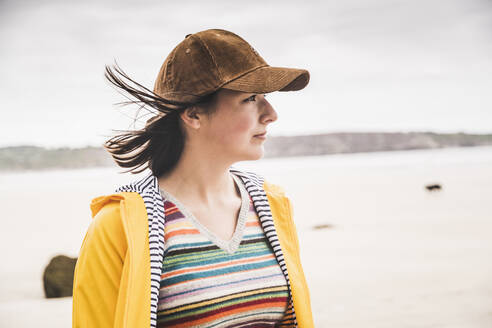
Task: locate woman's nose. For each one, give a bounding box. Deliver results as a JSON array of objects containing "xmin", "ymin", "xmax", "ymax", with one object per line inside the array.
[{"xmin": 261, "ymin": 99, "xmax": 278, "ymax": 124}]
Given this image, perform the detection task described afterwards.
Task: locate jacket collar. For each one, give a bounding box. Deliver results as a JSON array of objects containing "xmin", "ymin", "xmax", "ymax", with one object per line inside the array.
[{"xmin": 115, "ymin": 167, "xmax": 298, "ymax": 328}]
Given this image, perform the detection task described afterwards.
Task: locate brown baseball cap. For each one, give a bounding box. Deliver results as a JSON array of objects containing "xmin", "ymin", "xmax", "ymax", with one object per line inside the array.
[{"xmin": 153, "ymin": 29, "xmax": 310, "ymax": 103}]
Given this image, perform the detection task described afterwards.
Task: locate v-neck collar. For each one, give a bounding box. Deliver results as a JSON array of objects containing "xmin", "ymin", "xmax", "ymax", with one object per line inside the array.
[{"xmin": 157, "ymin": 172, "xmax": 249, "ymax": 255}]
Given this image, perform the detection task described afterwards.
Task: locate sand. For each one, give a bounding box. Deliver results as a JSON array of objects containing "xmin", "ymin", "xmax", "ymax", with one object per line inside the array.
[{"xmin": 1, "ymin": 146, "xmax": 491, "ymax": 327}]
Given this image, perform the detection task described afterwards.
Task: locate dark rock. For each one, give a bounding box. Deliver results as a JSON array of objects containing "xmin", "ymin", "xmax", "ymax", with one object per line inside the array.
[
  {"xmin": 425, "ymin": 183, "xmax": 442, "ymax": 192},
  {"xmin": 43, "ymin": 255, "xmax": 77, "ymax": 298},
  {"xmin": 313, "ymin": 223, "xmax": 334, "ymax": 230}
]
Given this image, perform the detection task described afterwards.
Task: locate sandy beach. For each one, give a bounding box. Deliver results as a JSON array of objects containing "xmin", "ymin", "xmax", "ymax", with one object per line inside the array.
[{"xmin": 1, "ymin": 146, "xmax": 491, "ymax": 327}]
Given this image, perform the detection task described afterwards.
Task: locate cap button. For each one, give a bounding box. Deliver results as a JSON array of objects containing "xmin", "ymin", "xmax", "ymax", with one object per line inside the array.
[{"xmin": 185, "ymin": 33, "xmax": 192, "ymax": 39}]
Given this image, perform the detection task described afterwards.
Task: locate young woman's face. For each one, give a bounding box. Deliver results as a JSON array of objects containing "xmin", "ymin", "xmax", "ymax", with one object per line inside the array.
[{"xmin": 198, "ymin": 88, "xmax": 278, "ymax": 162}]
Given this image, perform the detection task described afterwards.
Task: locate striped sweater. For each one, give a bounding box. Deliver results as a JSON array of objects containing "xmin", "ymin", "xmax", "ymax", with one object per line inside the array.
[{"xmin": 156, "ymin": 173, "xmax": 289, "ymax": 327}]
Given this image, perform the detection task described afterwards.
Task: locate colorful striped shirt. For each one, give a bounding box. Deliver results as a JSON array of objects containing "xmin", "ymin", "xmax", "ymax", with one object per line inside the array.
[{"xmin": 157, "ymin": 174, "xmax": 289, "ymax": 327}]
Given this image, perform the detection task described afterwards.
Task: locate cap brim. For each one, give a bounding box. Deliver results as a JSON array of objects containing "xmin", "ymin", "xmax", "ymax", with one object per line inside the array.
[{"xmin": 221, "ymin": 66, "xmax": 310, "ymax": 93}]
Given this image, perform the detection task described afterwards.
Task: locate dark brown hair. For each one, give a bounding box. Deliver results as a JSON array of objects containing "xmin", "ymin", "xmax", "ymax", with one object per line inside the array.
[{"xmin": 103, "ymin": 62, "xmax": 218, "ymax": 177}]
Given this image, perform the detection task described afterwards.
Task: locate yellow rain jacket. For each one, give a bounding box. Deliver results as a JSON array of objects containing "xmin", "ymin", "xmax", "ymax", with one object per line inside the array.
[{"xmin": 72, "ymin": 173, "xmax": 314, "ymax": 327}]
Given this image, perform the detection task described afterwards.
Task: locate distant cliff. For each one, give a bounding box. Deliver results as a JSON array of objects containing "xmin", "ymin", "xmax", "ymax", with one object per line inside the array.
[
  {"xmin": 262, "ymin": 132, "xmax": 492, "ymax": 158},
  {"xmin": 1, "ymin": 132, "xmax": 491, "ymax": 171},
  {"xmin": 0, "ymin": 146, "xmax": 114, "ymax": 171}
]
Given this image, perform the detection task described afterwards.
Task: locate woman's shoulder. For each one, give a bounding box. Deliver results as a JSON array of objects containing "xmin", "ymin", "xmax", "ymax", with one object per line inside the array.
[
  {"xmin": 88, "ymin": 194, "xmax": 126, "ymax": 239},
  {"xmin": 85, "ymin": 191, "xmax": 148, "ymax": 250}
]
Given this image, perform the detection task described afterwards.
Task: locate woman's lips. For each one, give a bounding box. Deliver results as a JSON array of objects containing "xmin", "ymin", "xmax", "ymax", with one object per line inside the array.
[{"xmin": 254, "ymin": 132, "xmax": 267, "ymax": 139}]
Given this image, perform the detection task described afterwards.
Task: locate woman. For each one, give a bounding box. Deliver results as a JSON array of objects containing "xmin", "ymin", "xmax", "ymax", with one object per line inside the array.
[{"xmin": 72, "ymin": 28, "xmax": 314, "ymax": 328}]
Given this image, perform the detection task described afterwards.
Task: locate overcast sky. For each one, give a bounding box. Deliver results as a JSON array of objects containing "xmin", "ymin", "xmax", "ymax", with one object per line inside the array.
[{"xmin": 1, "ymin": 0, "xmax": 491, "ymax": 148}]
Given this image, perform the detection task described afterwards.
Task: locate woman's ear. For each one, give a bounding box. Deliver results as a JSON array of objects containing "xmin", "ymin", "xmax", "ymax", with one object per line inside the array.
[{"xmin": 180, "ymin": 106, "xmax": 202, "ymax": 130}]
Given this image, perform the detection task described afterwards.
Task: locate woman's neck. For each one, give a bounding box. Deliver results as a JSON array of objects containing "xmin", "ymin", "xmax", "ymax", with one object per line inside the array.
[{"xmin": 156, "ymin": 145, "xmax": 239, "ymax": 207}]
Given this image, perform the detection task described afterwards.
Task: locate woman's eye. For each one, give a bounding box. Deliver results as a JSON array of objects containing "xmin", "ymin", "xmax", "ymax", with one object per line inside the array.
[
  {"xmin": 244, "ymin": 95, "xmax": 257, "ymax": 102},
  {"xmin": 244, "ymin": 94, "xmax": 267, "ymax": 103}
]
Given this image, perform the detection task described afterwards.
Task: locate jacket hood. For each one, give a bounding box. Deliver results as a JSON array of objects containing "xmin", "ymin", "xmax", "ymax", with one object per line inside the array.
[{"xmin": 90, "ymin": 194, "xmax": 125, "ymax": 218}]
